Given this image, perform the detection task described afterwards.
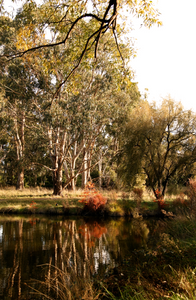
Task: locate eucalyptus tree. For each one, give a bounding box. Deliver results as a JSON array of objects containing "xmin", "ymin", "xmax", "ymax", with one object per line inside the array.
[
  {"xmin": 0, "ymin": 1, "xmax": 141, "ymax": 192},
  {"xmin": 0, "ymin": 14, "xmax": 46, "ymax": 189},
  {"xmin": 118, "ymin": 99, "xmax": 196, "ymax": 198},
  {"xmin": 3, "ymin": 60, "xmax": 41, "ymax": 189},
  {"xmin": 0, "ymin": 0, "xmax": 162, "ymax": 94},
  {"xmin": 31, "ymin": 38, "xmax": 140, "ymax": 195}
]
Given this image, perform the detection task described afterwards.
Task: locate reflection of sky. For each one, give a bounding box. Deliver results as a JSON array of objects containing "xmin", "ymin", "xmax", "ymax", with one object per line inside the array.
[
  {"xmin": 93, "ymin": 246, "xmax": 112, "ymax": 273},
  {"xmin": 0, "ymin": 225, "xmax": 3, "ymax": 243}
]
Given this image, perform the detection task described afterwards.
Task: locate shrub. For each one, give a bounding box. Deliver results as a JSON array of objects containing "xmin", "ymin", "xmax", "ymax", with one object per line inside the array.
[
  {"xmin": 79, "ymin": 182, "xmax": 107, "ymax": 213},
  {"xmin": 186, "ymin": 179, "xmax": 196, "ymax": 206},
  {"xmin": 121, "ymin": 192, "xmax": 130, "ymax": 200},
  {"xmin": 172, "ymin": 193, "xmax": 188, "ymax": 208},
  {"xmin": 132, "ymin": 187, "xmax": 143, "ymax": 208},
  {"xmin": 153, "ymin": 189, "xmax": 166, "ymax": 210},
  {"xmin": 132, "ymin": 188, "xmax": 143, "ymax": 199},
  {"xmin": 29, "ymin": 201, "xmax": 37, "ymax": 213}
]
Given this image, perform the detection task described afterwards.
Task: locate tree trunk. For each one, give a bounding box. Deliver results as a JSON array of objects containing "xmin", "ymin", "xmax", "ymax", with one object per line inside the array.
[
  {"xmin": 14, "ymin": 112, "xmax": 25, "ymax": 190},
  {"xmin": 16, "ymin": 168, "xmax": 24, "ymax": 190},
  {"xmin": 82, "ymin": 149, "xmax": 88, "ymax": 188},
  {"xmin": 53, "ymin": 167, "xmax": 63, "ymax": 196},
  {"xmin": 98, "ymin": 151, "xmax": 102, "ymax": 189},
  {"xmin": 71, "ymin": 175, "xmax": 76, "ymax": 191}
]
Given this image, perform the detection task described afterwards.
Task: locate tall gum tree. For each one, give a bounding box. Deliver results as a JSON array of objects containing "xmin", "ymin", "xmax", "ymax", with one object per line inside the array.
[
  {"xmin": 0, "ymin": 2, "xmax": 142, "ymax": 192},
  {"xmin": 30, "ymin": 31, "xmax": 140, "ymax": 195},
  {"xmin": 3, "ymin": 61, "xmax": 40, "ymax": 189},
  {"xmin": 0, "ymin": 0, "xmax": 162, "ymax": 93},
  {"xmin": 0, "ymin": 16, "xmax": 41, "ymax": 189}
]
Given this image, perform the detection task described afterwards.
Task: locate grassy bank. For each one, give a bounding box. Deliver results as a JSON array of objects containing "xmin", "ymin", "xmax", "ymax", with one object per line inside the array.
[
  {"xmin": 0, "ymin": 187, "xmax": 82, "ymax": 214},
  {"xmin": 0, "ymin": 186, "xmax": 190, "ymax": 217}
]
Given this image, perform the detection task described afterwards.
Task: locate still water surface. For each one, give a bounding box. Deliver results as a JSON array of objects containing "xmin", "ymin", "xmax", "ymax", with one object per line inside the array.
[{"xmin": 0, "ymin": 215, "xmax": 155, "ymax": 299}]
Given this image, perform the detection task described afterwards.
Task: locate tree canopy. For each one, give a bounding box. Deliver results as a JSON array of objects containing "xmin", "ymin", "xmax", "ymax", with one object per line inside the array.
[
  {"xmin": 118, "ymin": 99, "xmax": 196, "ymax": 197},
  {"xmin": 0, "ymin": 0, "xmax": 162, "ymax": 89},
  {"xmin": 0, "ymin": 8, "xmax": 141, "ymax": 193}
]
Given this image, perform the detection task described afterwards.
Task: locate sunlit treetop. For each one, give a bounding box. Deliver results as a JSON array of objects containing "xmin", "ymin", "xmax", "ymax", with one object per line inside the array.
[
  {"xmin": 0, "ymin": 0, "xmax": 162, "ymax": 57},
  {"xmin": 0, "ymin": 0, "xmax": 162, "ymax": 93}
]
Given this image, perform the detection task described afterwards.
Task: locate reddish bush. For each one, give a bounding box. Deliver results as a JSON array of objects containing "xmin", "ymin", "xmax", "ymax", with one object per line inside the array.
[
  {"xmin": 29, "ymin": 201, "xmax": 37, "ymax": 212},
  {"xmin": 79, "ymin": 182, "xmax": 107, "ymax": 213},
  {"xmin": 153, "ymin": 189, "xmax": 166, "ymax": 210}
]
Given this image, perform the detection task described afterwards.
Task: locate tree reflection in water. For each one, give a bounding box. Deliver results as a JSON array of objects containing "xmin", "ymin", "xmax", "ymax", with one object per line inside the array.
[{"xmin": 0, "ymin": 216, "xmax": 150, "ymax": 299}]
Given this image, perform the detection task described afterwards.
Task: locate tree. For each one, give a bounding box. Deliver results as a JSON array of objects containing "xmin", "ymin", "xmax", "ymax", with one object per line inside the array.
[
  {"xmin": 118, "ymin": 99, "xmax": 196, "ymax": 198},
  {"xmin": 31, "ymin": 41, "xmax": 140, "ymax": 195},
  {"xmin": 0, "ymin": 0, "xmax": 162, "ymax": 93},
  {"xmin": 0, "ymin": 5, "xmax": 141, "ymax": 193}
]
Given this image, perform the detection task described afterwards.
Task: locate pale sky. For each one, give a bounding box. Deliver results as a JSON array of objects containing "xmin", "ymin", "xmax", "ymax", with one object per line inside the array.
[{"xmin": 130, "ymin": 0, "xmax": 196, "ymax": 111}]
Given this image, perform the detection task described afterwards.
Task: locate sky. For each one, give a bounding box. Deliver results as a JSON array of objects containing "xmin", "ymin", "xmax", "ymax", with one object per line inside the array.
[{"xmin": 130, "ymin": 0, "xmax": 196, "ymax": 111}]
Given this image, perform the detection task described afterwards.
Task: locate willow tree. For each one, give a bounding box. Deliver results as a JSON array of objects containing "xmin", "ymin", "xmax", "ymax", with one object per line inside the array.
[{"xmin": 118, "ymin": 99, "xmax": 196, "ymax": 198}]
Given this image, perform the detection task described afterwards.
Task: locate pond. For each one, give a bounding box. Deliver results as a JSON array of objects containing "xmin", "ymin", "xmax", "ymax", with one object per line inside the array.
[{"xmin": 0, "ymin": 215, "xmax": 158, "ymax": 299}]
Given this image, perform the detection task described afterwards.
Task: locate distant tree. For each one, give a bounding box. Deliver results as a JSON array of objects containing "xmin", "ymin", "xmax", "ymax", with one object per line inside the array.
[{"xmin": 118, "ymin": 99, "xmax": 196, "ymax": 198}]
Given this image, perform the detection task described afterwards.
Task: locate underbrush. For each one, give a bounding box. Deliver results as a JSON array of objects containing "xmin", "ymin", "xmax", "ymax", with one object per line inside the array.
[
  {"xmin": 29, "ymin": 264, "xmax": 100, "ymax": 300},
  {"xmin": 79, "ymin": 182, "xmax": 107, "ymax": 215},
  {"xmin": 102, "ymin": 213, "xmax": 196, "ymax": 300}
]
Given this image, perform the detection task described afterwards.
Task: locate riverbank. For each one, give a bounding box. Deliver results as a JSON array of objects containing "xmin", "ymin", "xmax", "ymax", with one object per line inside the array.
[
  {"xmin": 1, "ymin": 187, "xmax": 196, "ymax": 299},
  {"xmin": 0, "ymin": 186, "xmax": 185, "ymax": 217},
  {"xmin": 0, "ymin": 196, "xmax": 174, "ymax": 218}
]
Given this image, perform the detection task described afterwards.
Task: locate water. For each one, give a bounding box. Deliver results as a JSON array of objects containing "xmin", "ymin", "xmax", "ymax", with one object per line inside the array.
[{"xmin": 0, "ymin": 215, "xmax": 153, "ymax": 299}]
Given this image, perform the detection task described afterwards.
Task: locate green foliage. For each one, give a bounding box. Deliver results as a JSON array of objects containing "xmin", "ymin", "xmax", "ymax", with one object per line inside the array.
[
  {"xmin": 0, "ymin": 0, "xmax": 162, "ymax": 192},
  {"xmin": 118, "ymin": 99, "xmax": 196, "ymax": 199}
]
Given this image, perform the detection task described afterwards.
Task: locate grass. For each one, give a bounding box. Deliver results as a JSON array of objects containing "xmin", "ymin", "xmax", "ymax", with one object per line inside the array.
[
  {"xmin": 28, "ymin": 264, "xmax": 101, "ymax": 300},
  {"xmin": 0, "ymin": 187, "xmax": 85, "ymax": 214},
  {"xmin": 0, "ymin": 186, "xmax": 190, "ymax": 216}
]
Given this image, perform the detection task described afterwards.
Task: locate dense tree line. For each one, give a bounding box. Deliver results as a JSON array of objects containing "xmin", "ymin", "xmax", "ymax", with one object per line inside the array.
[
  {"xmin": 1, "ymin": 0, "xmax": 196, "ymax": 196},
  {"xmin": 0, "ymin": 1, "xmax": 142, "ymax": 194}
]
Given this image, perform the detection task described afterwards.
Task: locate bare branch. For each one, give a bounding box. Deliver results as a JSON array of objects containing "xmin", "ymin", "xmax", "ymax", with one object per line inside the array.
[
  {"xmin": 31, "ymin": 162, "xmax": 57, "ymax": 172},
  {"xmin": 112, "ymin": 27, "xmax": 124, "ymax": 66}
]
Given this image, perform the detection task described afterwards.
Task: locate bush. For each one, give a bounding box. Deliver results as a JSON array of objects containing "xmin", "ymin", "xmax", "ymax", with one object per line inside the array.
[
  {"xmin": 172, "ymin": 193, "xmax": 189, "ymax": 209},
  {"xmin": 132, "ymin": 187, "xmax": 143, "ymax": 209},
  {"xmin": 153, "ymin": 189, "xmax": 166, "ymax": 210},
  {"xmin": 187, "ymin": 179, "xmax": 196, "ymax": 206},
  {"xmin": 79, "ymin": 182, "xmax": 107, "ymax": 214}
]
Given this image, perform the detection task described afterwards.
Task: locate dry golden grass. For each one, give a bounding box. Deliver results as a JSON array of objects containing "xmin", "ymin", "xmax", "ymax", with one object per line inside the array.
[
  {"xmin": 0, "ymin": 185, "xmax": 182, "ymax": 200},
  {"xmin": 29, "ymin": 264, "xmax": 100, "ymax": 300},
  {"xmin": 0, "ymin": 186, "xmax": 53, "ymax": 198}
]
